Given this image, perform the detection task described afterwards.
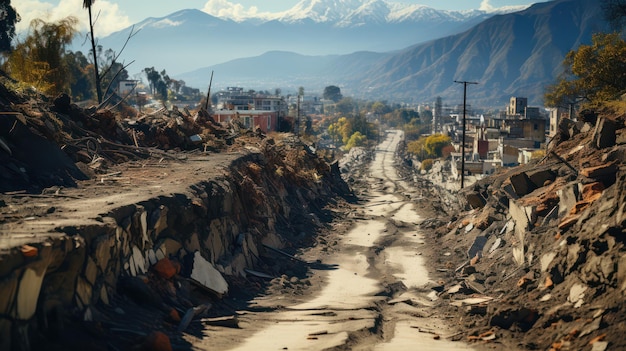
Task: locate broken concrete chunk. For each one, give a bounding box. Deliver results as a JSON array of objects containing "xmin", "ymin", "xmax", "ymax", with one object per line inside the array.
[
  {"xmin": 465, "ymin": 191, "xmax": 486, "ymax": 209},
  {"xmin": 527, "ymin": 169, "xmax": 556, "ymax": 189},
  {"xmin": 509, "ymin": 172, "xmax": 537, "ymax": 197},
  {"xmin": 509, "ymin": 200, "xmax": 536, "ymax": 242},
  {"xmin": 592, "ymin": 117, "xmax": 616, "ymax": 149},
  {"xmin": 557, "ymin": 182, "xmax": 580, "ymax": 218},
  {"xmin": 468, "ymin": 236, "xmax": 488, "ymax": 259},
  {"xmin": 580, "ymin": 163, "xmax": 618, "ymax": 179},
  {"xmin": 190, "ymin": 251, "xmax": 228, "ymax": 296}
]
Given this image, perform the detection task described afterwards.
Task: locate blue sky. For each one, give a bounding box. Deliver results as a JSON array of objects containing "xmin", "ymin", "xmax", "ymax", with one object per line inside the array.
[{"xmin": 15, "ymin": 0, "xmax": 538, "ymax": 36}]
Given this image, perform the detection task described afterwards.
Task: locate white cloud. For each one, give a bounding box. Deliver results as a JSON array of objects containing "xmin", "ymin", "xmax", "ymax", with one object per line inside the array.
[
  {"xmin": 13, "ymin": 0, "xmax": 131, "ymax": 37},
  {"xmin": 479, "ymin": 0, "xmax": 495, "ymax": 12},
  {"xmin": 478, "ymin": 0, "xmax": 529, "ymax": 13},
  {"xmin": 200, "ymin": 0, "xmax": 264, "ymax": 20}
]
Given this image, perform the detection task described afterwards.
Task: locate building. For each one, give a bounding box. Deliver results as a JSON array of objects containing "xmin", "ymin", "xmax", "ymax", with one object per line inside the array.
[
  {"xmin": 215, "ymin": 87, "xmax": 287, "ymax": 114},
  {"xmin": 118, "ymin": 80, "xmax": 139, "ymax": 96},
  {"xmin": 212, "ymin": 110, "xmax": 278, "ymax": 133},
  {"xmin": 507, "ymin": 97, "xmax": 528, "ymax": 116}
]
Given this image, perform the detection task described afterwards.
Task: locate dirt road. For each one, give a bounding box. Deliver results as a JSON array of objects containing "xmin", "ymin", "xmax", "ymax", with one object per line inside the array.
[{"xmin": 191, "ymin": 130, "xmax": 478, "ymax": 350}]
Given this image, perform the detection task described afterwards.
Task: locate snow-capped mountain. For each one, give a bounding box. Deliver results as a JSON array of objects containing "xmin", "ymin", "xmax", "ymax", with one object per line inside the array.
[
  {"xmin": 244, "ymin": 0, "xmax": 529, "ymax": 26},
  {"xmin": 95, "ymin": 0, "xmax": 531, "ymax": 77}
]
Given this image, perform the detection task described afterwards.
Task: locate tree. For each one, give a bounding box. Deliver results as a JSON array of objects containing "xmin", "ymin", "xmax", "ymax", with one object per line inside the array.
[
  {"xmin": 64, "ymin": 50, "xmax": 95, "ymax": 100},
  {"xmin": 6, "ymin": 17, "xmax": 78, "ymax": 95},
  {"xmin": 345, "ymin": 131, "xmax": 366, "ymax": 150},
  {"xmin": 406, "ymin": 134, "xmax": 451, "ymax": 160},
  {"xmin": 544, "ymin": 33, "xmax": 626, "ymax": 108},
  {"xmin": 323, "ymin": 85, "xmax": 343, "ymax": 102},
  {"xmin": 0, "ymin": 0, "xmax": 19, "ymax": 54},
  {"xmin": 143, "ymin": 67, "xmax": 160, "ymax": 94},
  {"xmin": 335, "ymin": 97, "xmax": 355, "ymax": 115}
]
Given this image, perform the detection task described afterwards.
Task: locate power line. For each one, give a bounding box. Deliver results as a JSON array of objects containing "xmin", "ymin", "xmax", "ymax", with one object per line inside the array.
[{"xmin": 454, "ymin": 80, "xmax": 478, "ymax": 189}]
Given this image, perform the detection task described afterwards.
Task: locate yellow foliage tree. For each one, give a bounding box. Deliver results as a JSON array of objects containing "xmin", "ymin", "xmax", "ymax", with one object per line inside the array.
[
  {"xmin": 545, "ymin": 33, "xmax": 626, "ymax": 108},
  {"xmin": 6, "ymin": 17, "xmax": 78, "ymax": 95}
]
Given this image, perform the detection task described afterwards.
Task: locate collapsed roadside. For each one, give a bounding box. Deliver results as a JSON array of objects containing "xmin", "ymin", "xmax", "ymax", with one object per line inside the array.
[{"xmin": 398, "ymin": 107, "xmax": 626, "ymax": 350}]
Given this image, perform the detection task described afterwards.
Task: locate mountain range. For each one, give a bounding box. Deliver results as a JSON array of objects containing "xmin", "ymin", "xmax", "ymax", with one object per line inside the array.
[
  {"xmin": 97, "ymin": 0, "xmax": 609, "ymax": 107},
  {"xmin": 97, "ymin": 0, "xmax": 526, "ymax": 76}
]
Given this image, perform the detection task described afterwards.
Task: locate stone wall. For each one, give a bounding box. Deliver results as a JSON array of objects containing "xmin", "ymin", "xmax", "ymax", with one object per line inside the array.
[{"xmin": 0, "ymin": 146, "xmax": 347, "ymax": 350}]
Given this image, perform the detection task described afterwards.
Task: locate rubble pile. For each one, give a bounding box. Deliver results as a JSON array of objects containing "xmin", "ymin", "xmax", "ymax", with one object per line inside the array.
[
  {"xmin": 0, "ymin": 77, "xmax": 351, "ymax": 350},
  {"xmin": 414, "ymin": 107, "xmax": 626, "ymax": 350},
  {"xmin": 0, "ymin": 74, "xmax": 249, "ymax": 194}
]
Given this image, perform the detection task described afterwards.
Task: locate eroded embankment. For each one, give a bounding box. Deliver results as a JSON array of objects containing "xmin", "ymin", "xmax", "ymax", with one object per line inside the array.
[{"xmin": 0, "ymin": 137, "xmax": 351, "ymax": 351}]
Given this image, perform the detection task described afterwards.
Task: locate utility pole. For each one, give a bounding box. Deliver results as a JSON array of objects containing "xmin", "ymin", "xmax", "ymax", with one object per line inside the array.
[{"xmin": 454, "ymin": 80, "xmax": 478, "ymax": 189}]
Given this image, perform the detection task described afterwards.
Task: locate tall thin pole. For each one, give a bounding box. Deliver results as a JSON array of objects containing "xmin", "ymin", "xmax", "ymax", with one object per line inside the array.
[
  {"xmin": 204, "ymin": 70, "xmax": 214, "ymax": 111},
  {"xmin": 454, "ymin": 80, "xmax": 478, "ymax": 188}
]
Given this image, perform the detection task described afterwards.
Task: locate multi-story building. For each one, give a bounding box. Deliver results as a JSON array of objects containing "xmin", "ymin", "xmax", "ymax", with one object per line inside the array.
[
  {"xmin": 507, "ymin": 97, "xmax": 528, "ymax": 117},
  {"xmin": 212, "ymin": 87, "xmax": 287, "ymax": 132}
]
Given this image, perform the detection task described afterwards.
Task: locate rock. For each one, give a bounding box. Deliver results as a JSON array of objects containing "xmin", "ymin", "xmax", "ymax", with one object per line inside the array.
[
  {"xmin": 467, "ymin": 236, "xmax": 488, "ymax": 259},
  {"xmin": 84, "ymin": 257, "xmax": 98, "ymax": 285},
  {"xmin": 202, "ymin": 315, "xmax": 239, "ymax": 328},
  {"xmin": 568, "ymin": 283, "xmax": 587, "ymax": 307},
  {"xmin": 20, "ymin": 245, "xmax": 38, "ymax": 258},
  {"xmin": 509, "ymin": 172, "xmax": 537, "ymax": 197},
  {"xmin": 502, "ymin": 183, "xmax": 519, "ymax": 200},
  {"xmin": 157, "ymin": 238, "xmax": 182, "ymax": 258},
  {"xmin": 190, "ymin": 251, "xmax": 228, "ymax": 297},
  {"xmin": 541, "ymin": 252, "xmax": 557, "ymax": 272},
  {"xmin": 618, "ymin": 254, "xmax": 626, "ymax": 292},
  {"xmin": 489, "ymin": 306, "xmax": 539, "ymax": 331},
  {"xmin": 16, "ymin": 266, "xmax": 47, "ymax": 320},
  {"xmin": 592, "ymin": 117, "xmax": 616, "ymax": 149},
  {"xmin": 153, "ymin": 258, "xmax": 177, "ymax": 279},
  {"xmin": 509, "ymin": 199, "xmax": 536, "ymax": 243},
  {"xmin": 591, "ymin": 341, "xmax": 608, "ymax": 351},
  {"xmin": 582, "ymin": 254, "xmax": 616, "ymax": 285},
  {"xmin": 142, "ymin": 331, "xmax": 172, "ymax": 351},
  {"xmin": 557, "ymin": 182, "xmax": 580, "ymax": 218}
]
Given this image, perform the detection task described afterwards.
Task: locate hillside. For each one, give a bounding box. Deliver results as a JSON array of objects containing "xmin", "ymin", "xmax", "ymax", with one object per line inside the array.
[{"xmin": 357, "ymin": 0, "xmax": 609, "ymax": 106}]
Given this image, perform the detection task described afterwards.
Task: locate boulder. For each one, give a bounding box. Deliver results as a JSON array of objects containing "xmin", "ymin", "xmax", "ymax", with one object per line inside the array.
[
  {"xmin": 190, "ymin": 251, "xmax": 228, "ymax": 297},
  {"xmin": 592, "ymin": 117, "xmax": 617, "ymax": 149}
]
